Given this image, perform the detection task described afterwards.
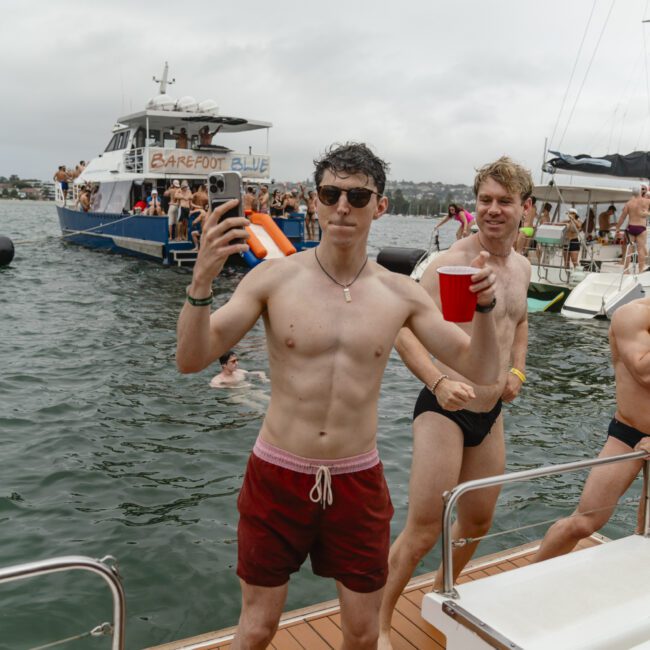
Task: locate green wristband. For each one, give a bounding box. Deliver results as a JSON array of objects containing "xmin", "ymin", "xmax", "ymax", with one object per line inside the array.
[{"xmin": 186, "ymin": 284, "xmax": 213, "ymax": 307}]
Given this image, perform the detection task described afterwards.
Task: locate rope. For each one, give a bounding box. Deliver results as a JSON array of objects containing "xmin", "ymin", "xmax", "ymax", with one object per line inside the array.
[
  {"xmin": 12, "ymin": 213, "xmax": 138, "ymax": 246},
  {"xmin": 558, "ymin": 0, "xmax": 617, "ymax": 150},
  {"xmin": 28, "ymin": 622, "xmax": 112, "ymax": 650},
  {"xmin": 451, "ymin": 496, "xmax": 639, "ymax": 548},
  {"xmin": 549, "ymin": 0, "xmax": 598, "ymax": 151}
]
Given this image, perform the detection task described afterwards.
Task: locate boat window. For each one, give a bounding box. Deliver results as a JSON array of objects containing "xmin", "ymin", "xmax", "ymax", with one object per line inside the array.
[
  {"xmin": 104, "ymin": 131, "xmax": 129, "ymax": 152},
  {"xmin": 146, "ymin": 130, "xmax": 162, "ymax": 147}
]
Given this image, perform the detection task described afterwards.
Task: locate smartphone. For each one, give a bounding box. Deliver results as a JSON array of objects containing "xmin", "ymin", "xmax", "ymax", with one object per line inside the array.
[{"xmin": 208, "ymin": 171, "xmax": 245, "ymax": 244}]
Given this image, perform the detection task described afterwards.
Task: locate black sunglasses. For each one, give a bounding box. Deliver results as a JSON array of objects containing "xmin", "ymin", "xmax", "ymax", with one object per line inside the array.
[{"xmin": 317, "ymin": 185, "xmax": 381, "ymax": 208}]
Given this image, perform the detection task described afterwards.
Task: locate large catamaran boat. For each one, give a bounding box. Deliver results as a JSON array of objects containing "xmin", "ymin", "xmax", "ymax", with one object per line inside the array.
[{"xmin": 56, "ymin": 63, "xmax": 313, "ymax": 268}]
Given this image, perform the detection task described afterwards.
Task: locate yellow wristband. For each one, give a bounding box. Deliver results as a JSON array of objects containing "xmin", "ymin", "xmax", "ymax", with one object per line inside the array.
[{"xmin": 509, "ymin": 367, "xmax": 526, "ymax": 383}]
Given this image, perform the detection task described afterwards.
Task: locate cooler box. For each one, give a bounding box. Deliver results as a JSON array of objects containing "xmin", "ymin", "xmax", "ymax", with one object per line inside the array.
[{"xmin": 535, "ymin": 224, "xmax": 566, "ymax": 245}]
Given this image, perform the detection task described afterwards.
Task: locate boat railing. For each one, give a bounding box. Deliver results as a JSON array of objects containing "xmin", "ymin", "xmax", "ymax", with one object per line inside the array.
[
  {"xmin": 0, "ymin": 554, "xmax": 126, "ymax": 650},
  {"xmin": 124, "ymin": 148, "xmax": 145, "ymax": 174},
  {"xmin": 440, "ymin": 450, "xmax": 650, "ymax": 597}
]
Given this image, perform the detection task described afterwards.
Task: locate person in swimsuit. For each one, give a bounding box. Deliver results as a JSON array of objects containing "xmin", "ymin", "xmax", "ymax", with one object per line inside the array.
[
  {"xmin": 534, "ymin": 296, "xmax": 650, "ymax": 562},
  {"xmin": 301, "ymin": 184, "xmax": 318, "ymax": 240},
  {"xmin": 515, "ymin": 196, "xmax": 537, "ymax": 254},
  {"xmin": 176, "ymin": 142, "xmax": 501, "ymax": 650},
  {"xmin": 209, "ymin": 350, "xmax": 267, "ymax": 387},
  {"xmin": 199, "ymin": 125, "xmax": 219, "ymax": 146},
  {"xmin": 53, "ymin": 166, "xmax": 70, "ymax": 205},
  {"xmin": 379, "ymin": 157, "xmax": 532, "ymax": 649},
  {"xmin": 165, "ymin": 180, "xmax": 181, "ymax": 240},
  {"xmin": 257, "ymin": 185, "xmax": 270, "ymax": 214},
  {"xmin": 597, "ymin": 205, "xmax": 616, "ymax": 239},
  {"xmin": 615, "ymin": 185, "xmax": 649, "ymax": 273},
  {"xmin": 561, "ymin": 208, "xmax": 583, "ymax": 269},
  {"xmin": 435, "ymin": 203, "xmax": 474, "ymax": 239}
]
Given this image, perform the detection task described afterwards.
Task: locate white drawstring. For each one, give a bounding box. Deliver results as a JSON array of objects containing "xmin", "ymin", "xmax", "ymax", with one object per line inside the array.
[{"xmin": 309, "ymin": 466, "xmax": 333, "ymax": 508}]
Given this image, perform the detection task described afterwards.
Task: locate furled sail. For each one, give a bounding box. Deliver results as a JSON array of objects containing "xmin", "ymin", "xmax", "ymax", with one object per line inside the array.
[{"xmin": 543, "ymin": 150, "xmax": 650, "ymax": 180}]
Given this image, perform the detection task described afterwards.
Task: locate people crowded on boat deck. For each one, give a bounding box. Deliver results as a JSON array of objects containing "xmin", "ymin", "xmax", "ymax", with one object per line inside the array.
[
  {"xmin": 533, "ymin": 296, "xmax": 650, "ymax": 563},
  {"xmin": 133, "ymin": 197, "xmax": 148, "ymax": 214},
  {"xmin": 176, "ymin": 141, "xmax": 501, "ymax": 650},
  {"xmin": 300, "ymin": 184, "xmax": 318, "ymax": 240},
  {"xmin": 77, "ymin": 185, "xmax": 91, "ymax": 212},
  {"xmin": 269, "ymin": 188, "xmax": 283, "ymax": 216},
  {"xmin": 165, "ymin": 180, "xmax": 181, "ymax": 240},
  {"xmin": 435, "ymin": 202, "xmax": 475, "ymax": 239},
  {"xmin": 209, "ymin": 350, "xmax": 268, "ymax": 388},
  {"xmin": 379, "ymin": 156, "xmax": 532, "ymax": 650},
  {"xmin": 281, "ymin": 188, "xmax": 300, "ymax": 216},
  {"xmin": 515, "ymin": 195, "xmax": 537, "ymax": 255},
  {"xmin": 257, "ymin": 184, "xmax": 270, "ymax": 214},
  {"xmin": 243, "ymin": 186, "xmax": 257, "ymax": 212},
  {"xmin": 191, "ymin": 183, "xmax": 209, "ymax": 211},
  {"xmin": 597, "ymin": 204, "xmax": 617, "ymax": 239},
  {"xmin": 53, "ymin": 166, "xmax": 70, "ymax": 204},
  {"xmin": 615, "ymin": 185, "xmax": 649, "ymax": 273},
  {"xmin": 171, "ymin": 127, "xmax": 189, "ymax": 149},
  {"xmin": 560, "ymin": 207, "xmax": 583, "ymax": 269},
  {"xmin": 144, "ymin": 188, "xmax": 163, "ymax": 216},
  {"xmin": 198, "ymin": 124, "xmax": 219, "ymax": 146},
  {"xmin": 73, "ymin": 160, "xmax": 86, "ymax": 178},
  {"xmin": 176, "ymin": 181, "xmax": 193, "ymax": 241}
]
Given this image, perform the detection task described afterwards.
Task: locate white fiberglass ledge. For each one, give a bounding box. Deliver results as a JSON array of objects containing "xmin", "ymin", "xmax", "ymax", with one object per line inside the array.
[{"xmin": 422, "ymin": 535, "xmax": 650, "ymax": 650}]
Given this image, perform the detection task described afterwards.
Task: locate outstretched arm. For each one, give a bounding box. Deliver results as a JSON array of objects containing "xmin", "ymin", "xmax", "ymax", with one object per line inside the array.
[
  {"xmin": 406, "ymin": 252, "xmax": 499, "ymax": 385},
  {"xmin": 435, "ymin": 215, "xmax": 451, "ymax": 230},
  {"xmin": 176, "ymin": 200, "xmax": 258, "ymax": 373}
]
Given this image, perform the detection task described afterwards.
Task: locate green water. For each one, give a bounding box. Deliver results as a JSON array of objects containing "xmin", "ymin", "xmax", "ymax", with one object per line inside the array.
[{"xmin": 0, "ymin": 202, "xmax": 642, "ymax": 649}]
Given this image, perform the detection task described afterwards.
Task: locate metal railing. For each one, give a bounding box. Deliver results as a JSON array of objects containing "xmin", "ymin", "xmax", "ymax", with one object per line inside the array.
[
  {"xmin": 0, "ymin": 555, "xmax": 126, "ymax": 650},
  {"xmin": 440, "ymin": 451, "xmax": 650, "ymax": 597}
]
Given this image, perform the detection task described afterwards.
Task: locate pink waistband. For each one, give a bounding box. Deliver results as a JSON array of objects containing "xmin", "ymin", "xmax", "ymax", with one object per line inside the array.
[{"xmin": 253, "ymin": 437, "xmax": 379, "ymax": 475}]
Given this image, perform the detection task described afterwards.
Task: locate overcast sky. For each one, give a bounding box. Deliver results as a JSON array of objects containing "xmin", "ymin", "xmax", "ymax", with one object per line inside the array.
[{"xmin": 3, "ymin": 0, "xmax": 650, "ymax": 184}]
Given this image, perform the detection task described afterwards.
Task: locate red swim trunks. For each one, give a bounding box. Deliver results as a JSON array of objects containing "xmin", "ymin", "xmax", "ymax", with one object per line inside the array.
[{"xmin": 237, "ymin": 437, "xmax": 393, "ymax": 593}]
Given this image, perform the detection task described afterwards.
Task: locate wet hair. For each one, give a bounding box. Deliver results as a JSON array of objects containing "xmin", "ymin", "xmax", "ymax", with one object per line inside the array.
[
  {"xmin": 447, "ymin": 203, "xmax": 462, "ymax": 216},
  {"xmin": 219, "ymin": 350, "xmax": 236, "ymax": 365},
  {"xmin": 543, "ymin": 202, "xmax": 552, "ymax": 211},
  {"xmin": 473, "ymin": 156, "xmax": 534, "ymax": 202},
  {"xmin": 313, "ymin": 142, "xmax": 389, "ymax": 194}
]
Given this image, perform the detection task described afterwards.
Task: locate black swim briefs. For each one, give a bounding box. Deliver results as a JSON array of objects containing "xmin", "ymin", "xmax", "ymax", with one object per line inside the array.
[
  {"xmin": 413, "ymin": 387, "xmax": 502, "ymax": 448},
  {"xmin": 607, "ymin": 418, "xmax": 649, "ymax": 449}
]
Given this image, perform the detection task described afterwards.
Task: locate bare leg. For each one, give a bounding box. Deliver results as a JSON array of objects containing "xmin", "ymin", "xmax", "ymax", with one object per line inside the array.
[
  {"xmin": 337, "ymin": 581, "xmax": 384, "ymax": 650},
  {"xmin": 636, "ymin": 231, "xmax": 647, "ymax": 271},
  {"xmin": 378, "ymin": 413, "xmax": 464, "ymax": 649},
  {"xmin": 534, "ymin": 437, "xmax": 643, "ymax": 562},
  {"xmin": 432, "ymin": 416, "xmax": 506, "ymax": 590},
  {"xmin": 232, "ymin": 580, "xmax": 288, "ymax": 650}
]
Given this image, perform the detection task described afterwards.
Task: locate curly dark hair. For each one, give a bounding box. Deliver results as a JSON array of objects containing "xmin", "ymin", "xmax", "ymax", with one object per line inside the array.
[{"xmin": 313, "ymin": 142, "xmax": 389, "ymax": 195}]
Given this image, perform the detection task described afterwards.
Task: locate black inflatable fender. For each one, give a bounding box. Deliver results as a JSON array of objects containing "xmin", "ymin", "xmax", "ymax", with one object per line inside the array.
[{"xmin": 376, "ymin": 247, "xmax": 427, "ymax": 276}]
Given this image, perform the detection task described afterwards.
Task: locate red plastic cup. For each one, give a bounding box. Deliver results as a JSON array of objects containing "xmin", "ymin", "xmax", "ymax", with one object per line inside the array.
[{"xmin": 437, "ymin": 266, "xmax": 478, "ymax": 322}]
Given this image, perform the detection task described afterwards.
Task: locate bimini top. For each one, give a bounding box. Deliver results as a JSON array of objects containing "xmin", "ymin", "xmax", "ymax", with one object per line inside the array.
[
  {"xmin": 116, "ymin": 108, "xmax": 272, "ymax": 134},
  {"xmin": 533, "ymin": 182, "xmax": 633, "ymax": 205}
]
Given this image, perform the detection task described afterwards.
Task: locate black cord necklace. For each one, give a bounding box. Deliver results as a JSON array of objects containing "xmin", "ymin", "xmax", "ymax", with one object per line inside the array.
[
  {"xmin": 477, "ymin": 233, "xmax": 512, "ymax": 258},
  {"xmin": 314, "ymin": 248, "xmax": 368, "ymax": 303}
]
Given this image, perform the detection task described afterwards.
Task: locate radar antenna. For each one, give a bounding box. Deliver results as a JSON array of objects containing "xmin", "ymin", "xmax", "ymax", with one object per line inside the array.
[{"xmin": 153, "ymin": 62, "xmax": 176, "ymax": 94}]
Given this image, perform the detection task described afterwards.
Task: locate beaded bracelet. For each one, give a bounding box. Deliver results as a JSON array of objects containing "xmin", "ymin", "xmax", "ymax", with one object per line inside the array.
[
  {"xmin": 428, "ymin": 374, "xmax": 449, "ymax": 396},
  {"xmin": 509, "ymin": 367, "xmax": 526, "ymax": 383},
  {"xmin": 186, "ymin": 284, "xmax": 213, "ymax": 307}
]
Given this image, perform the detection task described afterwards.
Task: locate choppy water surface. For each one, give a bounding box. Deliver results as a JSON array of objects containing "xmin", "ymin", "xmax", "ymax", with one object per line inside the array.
[{"xmin": 0, "ymin": 202, "xmax": 641, "ymax": 649}]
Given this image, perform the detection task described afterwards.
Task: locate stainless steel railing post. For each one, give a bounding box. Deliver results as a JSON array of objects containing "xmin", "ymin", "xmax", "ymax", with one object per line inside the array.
[
  {"xmin": 440, "ymin": 450, "xmax": 648, "ymax": 597},
  {"xmin": 0, "ymin": 555, "xmax": 126, "ymax": 650}
]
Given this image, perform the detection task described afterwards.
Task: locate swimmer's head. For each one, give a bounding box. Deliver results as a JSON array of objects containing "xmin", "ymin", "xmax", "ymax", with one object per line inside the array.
[{"xmin": 219, "ymin": 350, "xmax": 237, "ymax": 366}]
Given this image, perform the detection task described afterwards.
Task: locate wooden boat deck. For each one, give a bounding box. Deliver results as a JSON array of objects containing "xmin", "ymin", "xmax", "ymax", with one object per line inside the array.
[{"xmin": 146, "ymin": 534, "xmax": 606, "ymax": 650}]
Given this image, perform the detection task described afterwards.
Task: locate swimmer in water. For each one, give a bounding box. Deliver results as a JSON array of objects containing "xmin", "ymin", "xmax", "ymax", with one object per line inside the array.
[{"xmin": 209, "ymin": 350, "xmax": 267, "ymax": 388}]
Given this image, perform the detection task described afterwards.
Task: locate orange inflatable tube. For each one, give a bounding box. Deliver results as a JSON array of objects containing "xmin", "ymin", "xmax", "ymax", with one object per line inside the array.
[
  {"xmin": 245, "ymin": 226, "xmax": 268, "ymax": 259},
  {"xmin": 250, "ymin": 212, "xmax": 297, "ymax": 256}
]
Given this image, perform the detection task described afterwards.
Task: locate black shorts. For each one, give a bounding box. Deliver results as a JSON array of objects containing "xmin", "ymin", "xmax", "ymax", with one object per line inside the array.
[
  {"xmin": 413, "ymin": 387, "xmax": 502, "ymax": 447},
  {"xmin": 179, "ymin": 207, "xmax": 190, "ymax": 221},
  {"xmin": 607, "ymin": 418, "xmax": 649, "ymax": 449},
  {"xmin": 564, "ymin": 239, "xmax": 580, "ymax": 252}
]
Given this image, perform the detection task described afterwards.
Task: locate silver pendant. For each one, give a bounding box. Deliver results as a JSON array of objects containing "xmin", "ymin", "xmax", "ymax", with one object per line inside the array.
[{"xmin": 343, "ymin": 287, "xmax": 352, "ymax": 303}]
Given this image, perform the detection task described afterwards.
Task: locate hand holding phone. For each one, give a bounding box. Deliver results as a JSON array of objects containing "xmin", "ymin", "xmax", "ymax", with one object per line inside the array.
[{"xmin": 208, "ymin": 172, "xmax": 245, "ymax": 244}]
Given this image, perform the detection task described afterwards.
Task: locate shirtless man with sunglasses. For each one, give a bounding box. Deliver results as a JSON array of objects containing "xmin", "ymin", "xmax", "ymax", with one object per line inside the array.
[
  {"xmin": 177, "ymin": 142, "xmax": 501, "ymax": 650},
  {"xmin": 615, "ymin": 185, "xmax": 650, "ymax": 273}
]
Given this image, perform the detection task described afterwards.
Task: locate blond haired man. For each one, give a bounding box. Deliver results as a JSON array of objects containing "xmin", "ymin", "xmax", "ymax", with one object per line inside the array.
[{"xmin": 379, "ymin": 157, "xmax": 533, "ymax": 648}]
